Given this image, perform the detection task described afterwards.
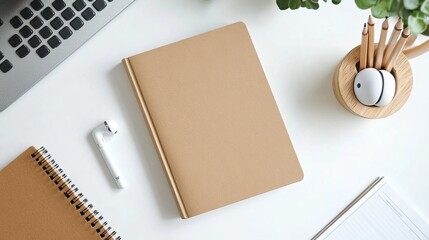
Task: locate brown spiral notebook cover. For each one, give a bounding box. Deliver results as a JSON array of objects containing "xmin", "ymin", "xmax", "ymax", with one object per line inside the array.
[
  {"xmin": 123, "ymin": 22, "xmax": 304, "ymax": 219},
  {"xmin": 0, "ymin": 146, "xmax": 120, "ymax": 240}
]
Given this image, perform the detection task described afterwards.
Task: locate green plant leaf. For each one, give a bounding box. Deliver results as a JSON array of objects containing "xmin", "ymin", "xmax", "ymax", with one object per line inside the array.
[
  {"xmin": 408, "ymin": 15, "xmax": 427, "ymax": 34},
  {"xmin": 355, "ymin": 0, "xmax": 377, "ymax": 9},
  {"xmin": 371, "ymin": 0, "xmax": 393, "ymax": 18},
  {"xmin": 277, "ymin": 0, "xmax": 290, "ymax": 10},
  {"xmin": 404, "ymin": 0, "xmax": 419, "ymax": 10},
  {"xmin": 289, "ymin": 0, "xmax": 301, "ymax": 10},
  {"xmin": 422, "ymin": 26, "xmax": 429, "ymax": 36},
  {"xmin": 305, "ymin": 0, "xmax": 320, "ymax": 9},
  {"xmin": 276, "ymin": 0, "xmax": 340, "ymax": 11},
  {"xmin": 421, "ymin": 0, "xmax": 429, "ymax": 14},
  {"xmin": 398, "ymin": 8, "xmax": 412, "ymax": 24},
  {"xmin": 388, "ymin": 0, "xmax": 399, "ymax": 15}
]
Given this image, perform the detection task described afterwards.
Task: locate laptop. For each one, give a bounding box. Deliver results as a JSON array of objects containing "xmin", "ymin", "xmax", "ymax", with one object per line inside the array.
[{"xmin": 0, "ymin": 0, "xmax": 135, "ymax": 111}]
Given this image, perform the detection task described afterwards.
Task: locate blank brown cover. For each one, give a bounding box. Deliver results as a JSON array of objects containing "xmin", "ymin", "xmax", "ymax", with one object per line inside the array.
[
  {"xmin": 123, "ymin": 22, "xmax": 304, "ymax": 218},
  {"xmin": 0, "ymin": 147, "xmax": 107, "ymax": 240}
]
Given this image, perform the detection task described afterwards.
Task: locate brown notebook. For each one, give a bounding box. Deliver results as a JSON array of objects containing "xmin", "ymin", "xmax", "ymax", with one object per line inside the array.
[
  {"xmin": 0, "ymin": 146, "xmax": 120, "ymax": 240},
  {"xmin": 122, "ymin": 22, "xmax": 304, "ymax": 219}
]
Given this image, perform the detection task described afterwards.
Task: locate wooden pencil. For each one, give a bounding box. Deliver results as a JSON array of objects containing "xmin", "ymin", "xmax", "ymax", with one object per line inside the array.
[
  {"xmin": 405, "ymin": 34, "xmax": 417, "ymax": 48},
  {"xmin": 382, "ymin": 18, "xmax": 403, "ymax": 68},
  {"xmin": 374, "ymin": 18, "xmax": 388, "ymax": 69},
  {"xmin": 367, "ymin": 15, "xmax": 375, "ymax": 68},
  {"xmin": 360, "ymin": 23, "xmax": 368, "ymax": 71},
  {"xmin": 384, "ymin": 27, "xmax": 410, "ymax": 72},
  {"xmin": 404, "ymin": 39, "xmax": 429, "ymax": 59}
]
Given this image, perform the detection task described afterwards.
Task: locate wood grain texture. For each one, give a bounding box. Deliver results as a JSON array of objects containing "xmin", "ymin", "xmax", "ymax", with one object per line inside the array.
[{"xmin": 333, "ymin": 45, "xmax": 413, "ymax": 119}]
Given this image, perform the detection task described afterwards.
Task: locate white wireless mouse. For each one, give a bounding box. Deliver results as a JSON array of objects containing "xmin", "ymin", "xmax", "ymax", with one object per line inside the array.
[{"xmin": 354, "ymin": 68, "xmax": 396, "ymax": 107}]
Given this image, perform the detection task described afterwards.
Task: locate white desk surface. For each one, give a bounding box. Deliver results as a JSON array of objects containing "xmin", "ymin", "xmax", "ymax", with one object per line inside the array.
[{"xmin": 1, "ymin": 1, "xmax": 429, "ymax": 239}]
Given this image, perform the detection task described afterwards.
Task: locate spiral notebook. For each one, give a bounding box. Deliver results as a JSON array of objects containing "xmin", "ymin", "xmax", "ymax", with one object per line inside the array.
[{"xmin": 0, "ymin": 146, "xmax": 120, "ymax": 240}]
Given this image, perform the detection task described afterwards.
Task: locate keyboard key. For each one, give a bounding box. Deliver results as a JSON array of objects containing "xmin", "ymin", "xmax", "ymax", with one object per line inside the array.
[
  {"xmin": 47, "ymin": 36, "xmax": 61, "ymax": 49},
  {"xmin": 93, "ymin": 0, "xmax": 107, "ymax": 11},
  {"xmin": 50, "ymin": 17, "xmax": 64, "ymax": 30},
  {"xmin": 8, "ymin": 34, "xmax": 22, "ymax": 48},
  {"xmin": 61, "ymin": 7, "xmax": 75, "ymax": 21},
  {"xmin": 20, "ymin": 7, "xmax": 34, "ymax": 20},
  {"xmin": 36, "ymin": 45, "xmax": 50, "ymax": 58},
  {"xmin": 59, "ymin": 26, "xmax": 73, "ymax": 40},
  {"xmin": 70, "ymin": 17, "xmax": 84, "ymax": 30},
  {"xmin": 10, "ymin": 16, "xmax": 23, "ymax": 29},
  {"xmin": 73, "ymin": 0, "xmax": 87, "ymax": 11},
  {"xmin": 30, "ymin": 0, "xmax": 44, "ymax": 11},
  {"xmin": 39, "ymin": 26, "xmax": 53, "ymax": 39},
  {"xmin": 28, "ymin": 35, "xmax": 42, "ymax": 48},
  {"xmin": 19, "ymin": 25, "xmax": 33, "ymax": 39},
  {"xmin": 52, "ymin": 0, "xmax": 66, "ymax": 11},
  {"xmin": 30, "ymin": 16, "xmax": 44, "ymax": 29},
  {"xmin": 81, "ymin": 8, "xmax": 96, "ymax": 21},
  {"xmin": 0, "ymin": 51, "xmax": 3, "ymax": 60},
  {"xmin": 41, "ymin": 7, "xmax": 55, "ymax": 20},
  {"xmin": 16, "ymin": 45, "xmax": 30, "ymax": 58},
  {"xmin": 0, "ymin": 60, "xmax": 13, "ymax": 73}
]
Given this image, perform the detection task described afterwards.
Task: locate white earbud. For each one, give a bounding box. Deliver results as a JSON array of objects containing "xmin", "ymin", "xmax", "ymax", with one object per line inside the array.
[
  {"xmin": 92, "ymin": 120, "xmax": 125, "ymax": 189},
  {"xmin": 354, "ymin": 68, "xmax": 396, "ymax": 107}
]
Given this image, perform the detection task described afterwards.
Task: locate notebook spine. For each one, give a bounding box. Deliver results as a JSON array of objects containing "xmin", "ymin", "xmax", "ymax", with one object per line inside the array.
[
  {"xmin": 122, "ymin": 59, "xmax": 188, "ymax": 219},
  {"xmin": 31, "ymin": 147, "xmax": 121, "ymax": 240}
]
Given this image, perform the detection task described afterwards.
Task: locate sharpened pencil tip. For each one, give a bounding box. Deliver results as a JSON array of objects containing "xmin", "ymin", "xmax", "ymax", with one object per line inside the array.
[
  {"xmin": 382, "ymin": 17, "xmax": 389, "ymax": 29},
  {"xmin": 402, "ymin": 27, "xmax": 410, "ymax": 37},
  {"xmin": 395, "ymin": 18, "xmax": 403, "ymax": 30},
  {"xmin": 368, "ymin": 15, "xmax": 374, "ymax": 25},
  {"xmin": 362, "ymin": 23, "xmax": 368, "ymax": 34}
]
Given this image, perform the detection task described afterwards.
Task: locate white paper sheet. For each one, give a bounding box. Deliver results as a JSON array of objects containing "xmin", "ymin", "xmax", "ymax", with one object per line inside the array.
[{"xmin": 314, "ymin": 179, "xmax": 429, "ymax": 240}]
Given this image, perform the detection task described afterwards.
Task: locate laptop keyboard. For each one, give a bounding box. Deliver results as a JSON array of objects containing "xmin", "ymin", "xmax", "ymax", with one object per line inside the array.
[
  {"xmin": 0, "ymin": 0, "xmax": 134, "ymax": 111},
  {"xmin": 3, "ymin": 0, "xmax": 110, "ymax": 71}
]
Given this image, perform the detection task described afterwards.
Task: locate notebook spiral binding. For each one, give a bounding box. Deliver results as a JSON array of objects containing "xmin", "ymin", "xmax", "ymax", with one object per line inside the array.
[{"xmin": 31, "ymin": 147, "xmax": 121, "ymax": 240}]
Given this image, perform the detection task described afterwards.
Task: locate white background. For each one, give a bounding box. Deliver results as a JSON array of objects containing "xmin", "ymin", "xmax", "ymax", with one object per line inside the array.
[{"xmin": 1, "ymin": 0, "xmax": 429, "ymax": 239}]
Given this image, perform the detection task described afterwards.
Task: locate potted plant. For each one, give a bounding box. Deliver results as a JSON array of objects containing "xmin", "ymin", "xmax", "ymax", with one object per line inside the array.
[
  {"xmin": 277, "ymin": 0, "xmax": 427, "ymax": 34},
  {"xmin": 276, "ymin": 0, "xmax": 429, "ymax": 56}
]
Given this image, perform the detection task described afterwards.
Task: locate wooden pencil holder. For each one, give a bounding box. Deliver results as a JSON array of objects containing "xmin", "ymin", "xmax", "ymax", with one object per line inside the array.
[{"xmin": 333, "ymin": 45, "xmax": 413, "ymax": 119}]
